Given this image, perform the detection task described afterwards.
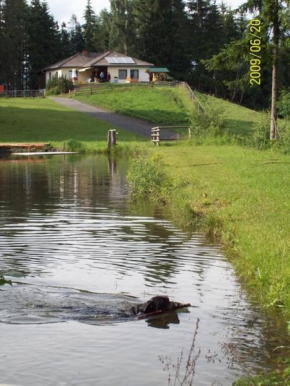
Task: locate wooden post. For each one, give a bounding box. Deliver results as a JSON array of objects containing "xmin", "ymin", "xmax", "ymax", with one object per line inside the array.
[
  {"xmin": 188, "ymin": 127, "xmax": 192, "ymax": 138},
  {"xmin": 107, "ymin": 130, "xmax": 117, "ymax": 151}
]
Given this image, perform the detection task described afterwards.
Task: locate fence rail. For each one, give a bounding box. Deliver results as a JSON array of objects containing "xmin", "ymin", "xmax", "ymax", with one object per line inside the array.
[
  {"xmin": 151, "ymin": 126, "xmax": 192, "ymax": 145},
  {"xmin": 0, "ymin": 89, "xmax": 45, "ymax": 98},
  {"xmin": 73, "ymin": 80, "xmax": 183, "ymax": 96}
]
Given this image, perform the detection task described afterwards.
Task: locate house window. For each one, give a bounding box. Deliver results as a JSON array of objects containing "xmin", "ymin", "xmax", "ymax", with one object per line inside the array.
[
  {"xmin": 49, "ymin": 72, "xmax": 51, "ymax": 81},
  {"xmin": 55, "ymin": 71, "xmax": 58, "ymax": 78},
  {"xmin": 69, "ymin": 70, "xmax": 78, "ymax": 80},
  {"xmin": 119, "ymin": 69, "xmax": 127, "ymax": 80},
  {"xmin": 130, "ymin": 70, "xmax": 139, "ymax": 79}
]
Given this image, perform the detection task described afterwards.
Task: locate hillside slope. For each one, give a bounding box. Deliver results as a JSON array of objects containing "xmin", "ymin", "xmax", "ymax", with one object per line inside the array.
[{"xmin": 74, "ymin": 85, "xmax": 260, "ymax": 136}]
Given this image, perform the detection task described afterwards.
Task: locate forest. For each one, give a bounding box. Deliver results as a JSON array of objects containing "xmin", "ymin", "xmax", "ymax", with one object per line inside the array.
[{"xmin": 0, "ymin": 0, "xmax": 289, "ymax": 111}]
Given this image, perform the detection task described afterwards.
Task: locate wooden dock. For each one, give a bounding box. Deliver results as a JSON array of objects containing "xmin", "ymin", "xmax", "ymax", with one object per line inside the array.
[{"xmin": 0, "ymin": 143, "xmax": 50, "ymax": 153}]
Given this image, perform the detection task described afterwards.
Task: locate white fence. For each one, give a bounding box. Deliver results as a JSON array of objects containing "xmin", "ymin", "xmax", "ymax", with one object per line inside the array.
[{"xmin": 0, "ymin": 89, "xmax": 45, "ymax": 98}]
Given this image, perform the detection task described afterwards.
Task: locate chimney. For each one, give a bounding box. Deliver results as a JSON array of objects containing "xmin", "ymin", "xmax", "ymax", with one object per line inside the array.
[{"xmin": 82, "ymin": 50, "xmax": 89, "ymax": 56}]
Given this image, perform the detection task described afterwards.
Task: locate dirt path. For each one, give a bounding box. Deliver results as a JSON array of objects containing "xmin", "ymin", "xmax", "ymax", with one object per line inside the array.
[{"xmin": 51, "ymin": 97, "xmax": 174, "ymax": 139}]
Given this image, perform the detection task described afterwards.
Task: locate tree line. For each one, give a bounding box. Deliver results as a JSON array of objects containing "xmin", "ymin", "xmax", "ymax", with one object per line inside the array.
[{"xmin": 0, "ymin": 0, "xmax": 289, "ymax": 114}]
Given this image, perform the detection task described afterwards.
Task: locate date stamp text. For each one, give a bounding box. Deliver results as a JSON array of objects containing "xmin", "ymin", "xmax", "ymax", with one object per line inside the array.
[{"xmin": 249, "ymin": 19, "xmax": 261, "ymax": 86}]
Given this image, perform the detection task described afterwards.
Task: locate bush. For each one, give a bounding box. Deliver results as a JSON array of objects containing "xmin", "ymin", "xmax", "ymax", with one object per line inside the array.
[
  {"xmin": 46, "ymin": 75, "xmax": 73, "ymax": 95},
  {"xmin": 277, "ymin": 90, "xmax": 290, "ymax": 119},
  {"xmin": 65, "ymin": 139, "xmax": 86, "ymax": 152},
  {"xmin": 188, "ymin": 100, "xmax": 225, "ymax": 138},
  {"xmin": 127, "ymin": 154, "xmax": 171, "ymax": 199},
  {"xmin": 276, "ymin": 120, "xmax": 290, "ymax": 153},
  {"xmin": 252, "ymin": 111, "xmax": 271, "ymax": 149}
]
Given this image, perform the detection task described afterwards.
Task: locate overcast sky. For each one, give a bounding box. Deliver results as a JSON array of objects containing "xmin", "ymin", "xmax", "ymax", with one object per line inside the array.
[{"xmin": 45, "ymin": 0, "xmax": 246, "ymax": 25}]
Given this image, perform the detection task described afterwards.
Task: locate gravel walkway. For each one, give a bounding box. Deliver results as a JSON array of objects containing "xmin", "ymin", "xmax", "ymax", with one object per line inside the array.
[{"xmin": 51, "ymin": 97, "xmax": 175, "ymax": 139}]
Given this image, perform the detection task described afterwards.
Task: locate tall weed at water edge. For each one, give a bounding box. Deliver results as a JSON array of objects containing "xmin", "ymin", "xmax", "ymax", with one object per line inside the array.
[
  {"xmin": 65, "ymin": 139, "xmax": 87, "ymax": 152},
  {"xmin": 127, "ymin": 154, "xmax": 171, "ymax": 200},
  {"xmin": 233, "ymin": 360, "xmax": 290, "ymax": 386}
]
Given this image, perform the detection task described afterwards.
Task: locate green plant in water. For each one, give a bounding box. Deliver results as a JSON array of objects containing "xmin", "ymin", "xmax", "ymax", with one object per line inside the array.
[
  {"xmin": 0, "ymin": 275, "xmax": 12, "ymax": 285},
  {"xmin": 159, "ymin": 318, "xmax": 201, "ymax": 386}
]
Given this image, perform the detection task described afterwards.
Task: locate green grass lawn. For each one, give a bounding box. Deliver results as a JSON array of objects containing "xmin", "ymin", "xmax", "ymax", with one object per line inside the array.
[{"xmin": 0, "ymin": 98, "xmax": 142, "ymax": 151}]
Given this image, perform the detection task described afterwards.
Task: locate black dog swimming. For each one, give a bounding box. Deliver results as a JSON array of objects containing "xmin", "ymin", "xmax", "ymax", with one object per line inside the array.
[{"xmin": 128, "ymin": 295, "xmax": 191, "ymax": 319}]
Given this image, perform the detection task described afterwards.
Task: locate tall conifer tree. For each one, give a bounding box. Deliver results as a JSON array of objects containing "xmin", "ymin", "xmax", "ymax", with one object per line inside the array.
[
  {"xmin": 97, "ymin": 10, "xmax": 112, "ymax": 51},
  {"xmin": 27, "ymin": 0, "xmax": 61, "ymax": 88},
  {"xmin": 83, "ymin": 0, "xmax": 99, "ymax": 51},
  {"xmin": 0, "ymin": 0, "xmax": 28, "ymax": 89},
  {"xmin": 109, "ymin": 0, "xmax": 136, "ymax": 54},
  {"xmin": 133, "ymin": 0, "xmax": 189, "ymax": 77},
  {"xmin": 69, "ymin": 15, "xmax": 85, "ymax": 53},
  {"xmin": 60, "ymin": 22, "xmax": 73, "ymax": 57}
]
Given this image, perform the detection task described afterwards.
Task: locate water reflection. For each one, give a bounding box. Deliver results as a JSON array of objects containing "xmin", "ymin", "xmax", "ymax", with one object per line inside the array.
[
  {"xmin": 0, "ymin": 154, "xmax": 289, "ymax": 386},
  {"xmin": 0, "ymin": 155, "xmax": 194, "ymax": 287}
]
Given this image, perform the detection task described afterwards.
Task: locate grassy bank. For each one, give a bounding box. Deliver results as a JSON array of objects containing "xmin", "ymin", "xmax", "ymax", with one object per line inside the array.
[
  {"xmin": 0, "ymin": 98, "xmax": 143, "ymax": 152},
  {"xmin": 128, "ymin": 143, "xmax": 290, "ymax": 320},
  {"xmin": 74, "ymin": 85, "xmax": 261, "ymax": 137},
  {"xmin": 75, "ymin": 86, "xmax": 190, "ymax": 125},
  {"xmin": 128, "ymin": 141, "xmax": 290, "ymax": 384}
]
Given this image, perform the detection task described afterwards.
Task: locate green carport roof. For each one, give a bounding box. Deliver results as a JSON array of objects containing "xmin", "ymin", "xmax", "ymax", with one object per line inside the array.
[{"xmin": 147, "ymin": 67, "xmax": 169, "ymax": 73}]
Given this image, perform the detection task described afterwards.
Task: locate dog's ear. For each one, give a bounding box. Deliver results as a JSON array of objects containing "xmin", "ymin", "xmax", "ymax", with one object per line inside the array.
[{"xmin": 143, "ymin": 300, "xmax": 156, "ymax": 313}]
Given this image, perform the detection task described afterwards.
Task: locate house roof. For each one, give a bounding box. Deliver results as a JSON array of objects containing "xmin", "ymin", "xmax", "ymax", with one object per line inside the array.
[
  {"xmin": 43, "ymin": 51, "xmax": 154, "ymax": 71},
  {"xmin": 147, "ymin": 67, "xmax": 169, "ymax": 73}
]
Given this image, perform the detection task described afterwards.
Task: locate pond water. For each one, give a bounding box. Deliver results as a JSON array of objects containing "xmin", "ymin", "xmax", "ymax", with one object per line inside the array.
[{"xmin": 0, "ymin": 154, "xmax": 289, "ymax": 386}]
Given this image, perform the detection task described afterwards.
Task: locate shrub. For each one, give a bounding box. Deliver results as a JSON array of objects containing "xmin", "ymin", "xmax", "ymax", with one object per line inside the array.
[
  {"xmin": 277, "ymin": 90, "xmax": 290, "ymax": 119},
  {"xmin": 127, "ymin": 154, "xmax": 171, "ymax": 199},
  {"xmin": 188, "ymin": 100, "xmax": 225, "ymax": 138},
  {"xmin": 276, "ymin": 120, "xmax": 290, "ymax": 153},
  {"xmin": 46, "ymin": 75, "xmax": 73, "ymax": 95},
  {"xmin": 65, "ymin": 139, "xmax": 86, "ymax": 152},
  {"xmin": 252, "ymin": 111, "xmax": 270, "ymax": 149}
]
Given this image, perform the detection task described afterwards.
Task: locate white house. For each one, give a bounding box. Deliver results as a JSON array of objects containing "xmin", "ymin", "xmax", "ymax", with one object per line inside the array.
[{"xmin": 42, "ymin": 51, "xmax": 155, "ymax": 85}]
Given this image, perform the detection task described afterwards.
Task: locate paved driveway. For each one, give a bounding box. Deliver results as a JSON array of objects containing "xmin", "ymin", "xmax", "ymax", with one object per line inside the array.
[{"xmin": 51, "ymin": 97, "xmax": 174, "ymax": 139}]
